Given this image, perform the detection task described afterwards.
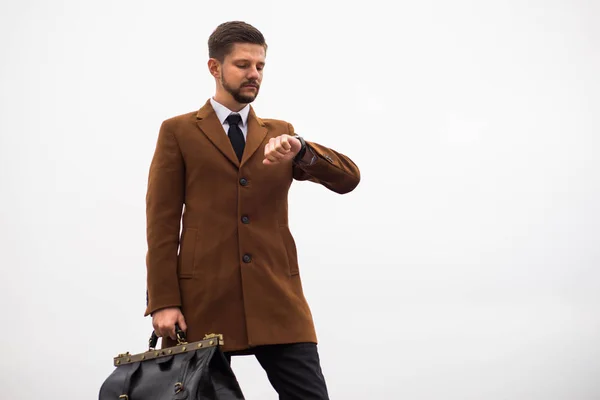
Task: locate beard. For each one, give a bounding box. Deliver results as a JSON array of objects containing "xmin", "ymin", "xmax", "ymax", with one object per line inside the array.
[{"xmin": 221, "ymin": 74, "xmax": 260, "ymax": 104}]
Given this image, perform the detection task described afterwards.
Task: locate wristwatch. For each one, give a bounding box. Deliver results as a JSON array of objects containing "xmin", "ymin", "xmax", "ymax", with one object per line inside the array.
[{"xmin": 293, "ymin": 134, "xmax": 307, "ymax": 163}]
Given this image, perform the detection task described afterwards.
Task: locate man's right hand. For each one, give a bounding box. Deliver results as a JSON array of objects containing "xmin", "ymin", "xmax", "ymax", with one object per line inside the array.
[{"xmin": 151, "ymin": 307, "xmax": 187, "ymax": 340}]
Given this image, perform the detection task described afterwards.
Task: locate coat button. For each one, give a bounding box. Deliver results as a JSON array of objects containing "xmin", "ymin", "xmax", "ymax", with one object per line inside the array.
[
  {"xmin": 242, "ymin": 254, "xmax": 252, "ymax": 263},
  {"xmin": 241, "ymin": 215, "xmax": 250, "ymax": 224},
  {"xmin": 239, "ymin": 178, "xmax": 248, "ymax": 186}
]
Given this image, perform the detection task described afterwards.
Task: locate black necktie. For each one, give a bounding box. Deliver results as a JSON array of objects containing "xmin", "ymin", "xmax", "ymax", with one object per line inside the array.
[{"xmin": 226, "ymin": 113, "xmax": 245, "ymax": 161}]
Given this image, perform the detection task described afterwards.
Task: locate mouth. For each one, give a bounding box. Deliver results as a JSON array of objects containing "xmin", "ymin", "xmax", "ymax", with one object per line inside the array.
[{"xmin": 242, "ymin": 84, "xmax": 258, "ymax": 89}]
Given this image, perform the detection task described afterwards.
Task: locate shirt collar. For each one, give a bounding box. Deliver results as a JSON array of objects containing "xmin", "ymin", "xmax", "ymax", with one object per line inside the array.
[{"xmin": 210, "ymin": 97, "xmax": 250, "ymax": 127}]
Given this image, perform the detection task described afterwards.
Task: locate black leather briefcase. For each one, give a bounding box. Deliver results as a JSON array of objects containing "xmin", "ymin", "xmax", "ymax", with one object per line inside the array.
[{"xmin": 99, "ymin": 326, "xmax": 245, "ymax": 399}]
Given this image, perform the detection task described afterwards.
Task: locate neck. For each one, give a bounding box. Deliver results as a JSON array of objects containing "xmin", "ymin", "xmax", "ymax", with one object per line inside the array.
[{"xmin": 213, "ymin": 91, "xmax": 246, "ymax": 112}]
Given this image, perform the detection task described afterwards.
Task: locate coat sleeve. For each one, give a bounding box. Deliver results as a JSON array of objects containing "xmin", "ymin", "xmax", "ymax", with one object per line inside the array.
[
  {"xmin": 144, "ymin": 120, "xmax": 185, "ymax": 316},
  {"xmin": 288, "ymin": 123, "xmax": 361, "ymax": 194}
]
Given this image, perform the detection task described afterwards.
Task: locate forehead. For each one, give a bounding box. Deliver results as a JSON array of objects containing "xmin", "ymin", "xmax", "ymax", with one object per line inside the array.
[{"xmin": 226, "ymin": 43, "xmax": 266, "ymax": 63}]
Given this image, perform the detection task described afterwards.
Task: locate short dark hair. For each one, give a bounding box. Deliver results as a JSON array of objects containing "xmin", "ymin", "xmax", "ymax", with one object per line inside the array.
[{"xmin": 208, "ymin": 21, "xmax": 267, "ymax": 62}]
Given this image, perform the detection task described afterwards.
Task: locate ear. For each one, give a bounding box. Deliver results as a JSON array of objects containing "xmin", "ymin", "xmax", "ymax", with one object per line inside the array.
[{"xmin": 207, "ymin": 58, "xmax": 221, "ymax": 79}]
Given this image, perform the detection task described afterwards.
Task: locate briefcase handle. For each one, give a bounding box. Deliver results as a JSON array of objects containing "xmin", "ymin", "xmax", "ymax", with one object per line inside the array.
[{"xmin": 148, "ymin": 323, "xmax": 187, "ymax": 350}]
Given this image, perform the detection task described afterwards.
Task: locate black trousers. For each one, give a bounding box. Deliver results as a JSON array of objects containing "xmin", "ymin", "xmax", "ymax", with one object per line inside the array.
[{"xmin": 224, "ymin": 343, "xmax": 330, "ymax": 400}]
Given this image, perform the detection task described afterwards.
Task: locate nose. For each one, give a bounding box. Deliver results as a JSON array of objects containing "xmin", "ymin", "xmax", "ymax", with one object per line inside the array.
[{"xmin": 247, "ymin": 66, "xmax": 260, "ymax": 80}]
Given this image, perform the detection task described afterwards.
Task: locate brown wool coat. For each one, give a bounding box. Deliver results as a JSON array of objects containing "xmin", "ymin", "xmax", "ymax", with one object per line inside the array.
[{"xmin": 144, "ymin": 99, "xmax": 360, "ymax": 352}]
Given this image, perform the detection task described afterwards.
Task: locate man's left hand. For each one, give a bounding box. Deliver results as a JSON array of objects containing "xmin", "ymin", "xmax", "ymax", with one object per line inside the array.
[{"xmin": 263, "ymin": 134, "xmax": 301, "ymax": 165}]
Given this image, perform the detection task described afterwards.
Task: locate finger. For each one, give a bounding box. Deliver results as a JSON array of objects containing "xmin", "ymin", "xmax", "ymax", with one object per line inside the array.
[
  {"xmin": 152, "ymin": 319, "xmax": 163, "ymax": 337},
  {"xmin": 271, "ymin": 142, "xmax": 284, "ymax": 157},
  {"xmin": 280, "ymin": 136, "xmax": 292, "ymax": 151},
  {"xmin": 275, "ymin": 137, "xmax": 289, "ymax": 155},
  {"xmin": 268, "ymin": 138, "xmax": 277, "ymax": 152},
  {"xmin": 266, "ymin": 152, "xmax": 279, "ymax": 163},
  {"xmin": 264, "ymin": 141, "xmax": 281, "ymax": 162},
  {"xmin": 178, "ymin": 314, "xmax": 187, "ymax": 332},
  {"xmin": 157, "ymin": 322, "xmax": 170, "ymax": 339},
  {"xmin": 264, "ymin": 142, "xmax": 273, "ymax": 158},
  {"xmin": 156, "ymin": 327, "xmax": 165, "ymax": 338},
  {"xmin": 167, "ymin": 324, "xmax": 176, "ymax": 340},
  {"xmin": 271, "ymin": 149, "xmax": 286, "ymax": 159}
]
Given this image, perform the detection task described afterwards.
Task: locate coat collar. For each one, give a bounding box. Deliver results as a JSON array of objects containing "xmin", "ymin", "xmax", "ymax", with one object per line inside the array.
[{"xmin": 196, "ymin": 99, "xmax": 268, "ymax": 168}]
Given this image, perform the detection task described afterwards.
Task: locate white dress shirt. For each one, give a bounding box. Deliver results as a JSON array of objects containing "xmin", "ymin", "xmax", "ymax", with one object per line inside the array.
[{"xmin": 210, "ymin": 97, "xmax": 250, "ymax": 140}]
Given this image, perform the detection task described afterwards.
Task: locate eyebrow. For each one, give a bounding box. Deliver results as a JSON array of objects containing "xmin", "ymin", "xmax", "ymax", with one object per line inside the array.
[{"xmin": 233, "ymin": 59, "xmax": 265, "ymax": 65}]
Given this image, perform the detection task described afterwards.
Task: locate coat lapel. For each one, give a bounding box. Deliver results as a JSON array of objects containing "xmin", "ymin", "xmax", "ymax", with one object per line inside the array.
[
  {"xmin": 195, "ymin": 100, "xmax": 269, "ymax": 168},
  {"xmin": 241, "ymin": 107, "xmax": 268, "ymax": 166},
  {"xmin": 195, "ymin": 100, "xmax": 240, "ymax": 167}
]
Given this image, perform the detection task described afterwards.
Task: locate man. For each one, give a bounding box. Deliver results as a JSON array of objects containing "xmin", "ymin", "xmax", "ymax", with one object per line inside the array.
[{"xmin": 144, "ymin": 21, "xmax": 360, "ymax": 399}]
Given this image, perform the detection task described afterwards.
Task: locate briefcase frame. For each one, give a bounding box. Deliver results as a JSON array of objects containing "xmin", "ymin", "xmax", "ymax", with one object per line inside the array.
[{"xmin": 113, "ymin": 330, "xmax": 224, "ymax": 368}]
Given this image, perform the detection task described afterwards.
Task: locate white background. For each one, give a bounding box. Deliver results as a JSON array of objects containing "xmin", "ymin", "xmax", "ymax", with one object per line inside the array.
[{"xmin": 1, "ymin": 0, "xmax": 599, "ymax": 399}]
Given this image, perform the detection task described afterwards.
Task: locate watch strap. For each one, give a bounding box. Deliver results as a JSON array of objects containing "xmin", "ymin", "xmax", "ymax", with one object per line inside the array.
[{"xmin": 293, "ymin": 135, "xmax": 307, "ymax": 162}]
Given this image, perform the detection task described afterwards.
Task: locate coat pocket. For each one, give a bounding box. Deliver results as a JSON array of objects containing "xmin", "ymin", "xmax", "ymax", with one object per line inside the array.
[
  {"xmin": 279, "ymin": 226, "xmax": 299, "ymax": 276},
  {"xmin": 178, "ymin": 228, "xmax": 198, "ymax": 278}
]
